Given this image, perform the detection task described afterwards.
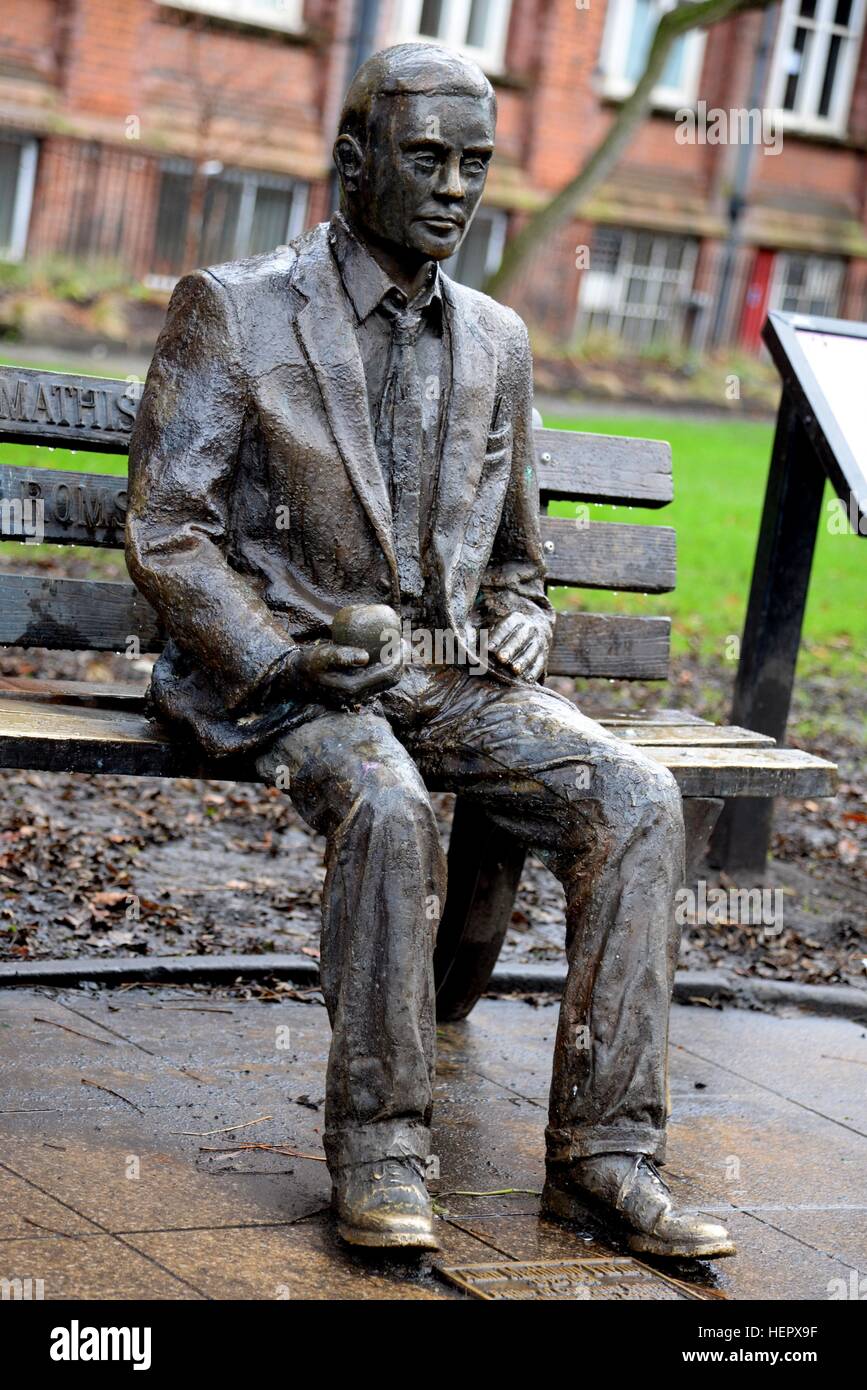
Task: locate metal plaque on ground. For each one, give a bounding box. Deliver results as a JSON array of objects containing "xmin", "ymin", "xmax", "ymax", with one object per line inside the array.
[{"xmin": 436, "ymin": 1255, "xmax": 721, "ymax": 1301}]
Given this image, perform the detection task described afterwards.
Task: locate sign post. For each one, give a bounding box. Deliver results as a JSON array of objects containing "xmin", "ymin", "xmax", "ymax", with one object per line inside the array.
[{"xmin": 712, "ymin": 311, "xmax": 867, "ymax": 874}]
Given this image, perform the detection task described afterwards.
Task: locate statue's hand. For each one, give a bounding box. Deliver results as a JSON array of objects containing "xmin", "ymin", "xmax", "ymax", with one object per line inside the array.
[
  {"xmin": 285, "ymin": 639, "xmax": 406, "ymax": 702},
  {"xmin": 488, "ymin": 613, "xmax": 547, "ymax": 683}
]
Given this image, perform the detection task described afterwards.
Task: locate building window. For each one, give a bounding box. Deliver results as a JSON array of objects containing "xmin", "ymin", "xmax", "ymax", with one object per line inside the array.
[
  {"xmin": 0, "ymin": 133, "xmax": 38, "ymax": 262},
  {"xmin": 769, "ymin": 252, "xmax": 846, "ymax": 316},
  {"xmin": 767, "ymin": 0, "xmax": 865, "ymax": 136},
  {"xmin": 443, "ymin": 207, "xmax": 506, "ymax": 289},
  {"xmin": 397, "ymin": 0, "xmax": 513, "ymax": 71},
  {"xmin": 576, "ymin": 227, "xmax": 698, "ymax": 346},
  {"xmin": 151, "ymin": 162, "xmax": 308, "ymax": 282},
  {"xmin": 157, "ymin": 0, "xmax": 304, "ymax": 33},
  {"xmin": 598, "ymin": 0, "xmax": 707, "ymax": 108}
]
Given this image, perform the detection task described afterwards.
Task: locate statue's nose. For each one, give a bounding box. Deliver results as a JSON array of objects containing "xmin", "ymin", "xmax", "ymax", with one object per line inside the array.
[{"xmin": 437, "ymin": 155, "xmax": 465, "ymax": 200}]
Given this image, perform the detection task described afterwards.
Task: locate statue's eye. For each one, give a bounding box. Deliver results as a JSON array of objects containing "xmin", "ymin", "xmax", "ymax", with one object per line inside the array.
[
  {"xmin": 413, "ymin": 153, "xmax": 438, "ymax": 173},
  {"xmin": 462, "ymin": 158, "xmax": 487, "ymax": 176}
]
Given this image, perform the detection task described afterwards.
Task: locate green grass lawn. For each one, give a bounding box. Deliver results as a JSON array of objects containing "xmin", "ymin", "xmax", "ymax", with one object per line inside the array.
[
  {"xmin": 0, "ymin": 440, "xmax": 126, "ymax": 479},
  {"xmin": 547, "ymin": 413, "xmax": 866, "ymax": 683}
]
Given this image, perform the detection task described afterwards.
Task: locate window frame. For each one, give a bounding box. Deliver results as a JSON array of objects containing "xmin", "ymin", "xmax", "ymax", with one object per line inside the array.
[
  {"xmin": 396, "ymin": 0, "xmax": 513, "ymax": 73},
  {"xmin": 443, "ymin": 205, "xmax": 508, "ymax": 288},
  {"xmin": 767, "ymin": 0, "xmax": 866, "ymax": 137},
  {"xmin": 576, "ymin": 226, "xmax": 699, "ymax": 345},
  {"xmin": 157, "ymin": 0, "xmax": 304, "ymax": 35},
  {"xmin": 768, "ymin": 251, "xmax": 846, "ymax": 318},
  {"xmin": 200, "ymin": 164, "xmax": 309, "ymax": 264},
  {"xmin": 0, "ymin": 133, "xmax": 38, "ymax": 263},
  {"xmin": 597, "ymin": 0, "xmax": 707, "ymax": 110},
  {"xmin": 147, "ymin": 161, "xmax": 309, "ymax": 288}
]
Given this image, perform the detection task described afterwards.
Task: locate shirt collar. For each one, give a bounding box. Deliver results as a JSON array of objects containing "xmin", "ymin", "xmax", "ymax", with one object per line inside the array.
[{"xmin": 328, "ymin": 213, "xmax": 442, "ymax": 325}]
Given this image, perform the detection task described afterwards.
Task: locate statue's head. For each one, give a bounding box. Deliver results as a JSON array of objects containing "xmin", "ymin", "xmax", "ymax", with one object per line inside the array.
[{"xmin": 334, "ymin": 43, "xmax": 497, "ymax": 268}]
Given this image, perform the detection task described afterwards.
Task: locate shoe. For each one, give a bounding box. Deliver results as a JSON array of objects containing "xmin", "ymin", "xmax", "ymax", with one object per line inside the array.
[
  {"xmin": 332, "ymin": 1157, "xmax": 440, "ymax": 1250},
  {"xmin": 542, "ymin": 1153, "xmax": 736, "ymax": 1259}
]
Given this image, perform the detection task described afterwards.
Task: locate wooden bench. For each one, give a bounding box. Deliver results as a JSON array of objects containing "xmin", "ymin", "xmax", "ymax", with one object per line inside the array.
[{"xmin": 0, "ymin": 365, "xmax": 837, "ymax": 1019}]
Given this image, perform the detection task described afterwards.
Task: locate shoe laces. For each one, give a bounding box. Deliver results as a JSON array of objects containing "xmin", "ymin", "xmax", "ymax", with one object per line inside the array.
[
  {"xmin": 368, "ymin": 1156, "xmax": 426, "ymax": 1184},
  {"xmin": 618, "ymin": 1154, "xmax": 671, "ymax": 1209},
  {"xmin": 639, "ymin": 1155, "xmax": 671, "ymax": 1196}
]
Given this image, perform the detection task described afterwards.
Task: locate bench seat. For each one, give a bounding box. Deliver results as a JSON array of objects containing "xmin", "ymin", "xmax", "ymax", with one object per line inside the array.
[{"xmin": 0, "ymin": 683, "xmax": 837, "ymax": 798}]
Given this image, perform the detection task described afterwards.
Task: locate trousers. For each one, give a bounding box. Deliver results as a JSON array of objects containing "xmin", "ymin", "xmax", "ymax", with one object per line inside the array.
[{"xmin": 255, "ymin": 661, "xmax": 684, "ymax": 1174}]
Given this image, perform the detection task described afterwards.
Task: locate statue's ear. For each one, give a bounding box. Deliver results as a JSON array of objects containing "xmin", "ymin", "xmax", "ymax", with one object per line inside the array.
[{"xmin": 333, "ymin": 134, "xmax": 364, "ymax": 193}]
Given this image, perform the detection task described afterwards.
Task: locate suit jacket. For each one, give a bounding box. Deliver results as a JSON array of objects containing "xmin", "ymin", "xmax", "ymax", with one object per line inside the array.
[{"xmin": 126, "ymin": 219, "xmax": 554, "ymax": 756}]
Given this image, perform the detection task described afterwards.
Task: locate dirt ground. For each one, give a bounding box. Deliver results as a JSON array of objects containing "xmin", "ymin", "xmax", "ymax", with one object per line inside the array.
[{"xmin": 1, "ymin": 635, "xmax": 864, "ymax": 991}]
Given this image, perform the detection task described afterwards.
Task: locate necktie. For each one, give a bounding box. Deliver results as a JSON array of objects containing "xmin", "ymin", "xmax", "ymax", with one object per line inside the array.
[{"xmin": 376, "ymin": 302, "xmax": 425, "ymax": 601}]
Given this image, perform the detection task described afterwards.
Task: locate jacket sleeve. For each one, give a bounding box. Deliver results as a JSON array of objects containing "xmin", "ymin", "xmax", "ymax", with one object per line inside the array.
[
  {"xmin": 477, "ymin": 316, "xmax": 555, "ymax": 657},
  {"xmin": 126, "ymin": 270, "xmax": 297, "ymax": 712}
]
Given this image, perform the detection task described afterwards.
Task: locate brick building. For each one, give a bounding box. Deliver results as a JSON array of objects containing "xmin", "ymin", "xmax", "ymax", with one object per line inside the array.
[{"xmin": 1, "ymin": 0, "xmax": 866, "ymax": 349}]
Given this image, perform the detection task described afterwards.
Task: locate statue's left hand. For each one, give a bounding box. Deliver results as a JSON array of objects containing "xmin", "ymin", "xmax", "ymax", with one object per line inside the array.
[{"xmin": 488, "ymin": 613, "xmax": 547, "ymax": 682}]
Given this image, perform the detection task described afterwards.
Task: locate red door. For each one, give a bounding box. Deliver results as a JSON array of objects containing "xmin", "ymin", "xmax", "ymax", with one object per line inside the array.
[{"xmin": 739, "ymin": 248, "xmax": 775, "ymax": 351}]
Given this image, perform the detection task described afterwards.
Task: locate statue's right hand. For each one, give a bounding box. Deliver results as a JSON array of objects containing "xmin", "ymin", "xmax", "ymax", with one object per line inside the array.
[{"xmin": 283, "ymin": 640, "xmax": 402, "ymax": 702}]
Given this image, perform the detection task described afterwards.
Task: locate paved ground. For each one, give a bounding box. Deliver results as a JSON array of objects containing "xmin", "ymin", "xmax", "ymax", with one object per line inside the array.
[{"xmin": 1, "ymin": 986, "xmax": 865, "ymax": 1301}]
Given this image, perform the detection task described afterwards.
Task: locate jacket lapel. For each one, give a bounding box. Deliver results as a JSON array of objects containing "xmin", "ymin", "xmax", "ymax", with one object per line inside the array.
[{"xmin": 292, "ymin": 231, "xmax": 399, "ymax": 589}]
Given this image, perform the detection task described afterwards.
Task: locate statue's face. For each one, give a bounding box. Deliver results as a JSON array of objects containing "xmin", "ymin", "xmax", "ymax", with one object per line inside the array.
[{"xmin": 354, "ymin": 91, "xmax": 496, "ymax": 264}]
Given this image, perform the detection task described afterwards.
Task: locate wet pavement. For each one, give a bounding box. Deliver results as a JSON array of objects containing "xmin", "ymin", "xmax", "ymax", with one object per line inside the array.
[{"xmin": 1, "ymin": 986, "xmax": 865, "ymax": 1301}]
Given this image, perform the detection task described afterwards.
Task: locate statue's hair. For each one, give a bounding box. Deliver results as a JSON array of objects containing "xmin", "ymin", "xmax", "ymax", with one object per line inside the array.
[{"xmin": 338, "ymin": 43, "xmax": 496, "ymax": 145}]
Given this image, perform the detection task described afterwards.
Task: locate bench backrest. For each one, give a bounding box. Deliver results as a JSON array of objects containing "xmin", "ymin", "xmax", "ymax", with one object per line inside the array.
[{"xmin": 0, "ymin": 364, "xmax": 675, "ymax": 682}]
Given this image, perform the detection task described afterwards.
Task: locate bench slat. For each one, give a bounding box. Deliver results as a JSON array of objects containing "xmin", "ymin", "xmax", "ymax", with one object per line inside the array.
[
  {"xmin": 0, "ymin": 680, "xmax": 715, "ymax": 724},
  {"xmin": 0, "ymin": 372, "xmax": 669, "ymax": 514},
  {"xmin": 0, "ymin": 696, "xmax": 835, "ymax": 794},
  {"xmin": 0, "ymin": 574, "xmax": 163, "ymax": 652},
  {"xmin": 0, "ymin": 676, "xmax": 150, "ymax": 706},
  {"xmin": 643, "ymin": 746, "xmax": 837, "ymax": 799},
  {"xmin": 548, "ymin": 612, "xmax": 669, "ymax": 679},
  {"xmin": 0, "ymin": 464, "xmax": 127, "ymax": 546},
  {"xmin": 0, "ymin": 696, "xmax": 220, "ymax": 778},
  {"xmin": 0, "ymin": 369, "xmax": 672, "ymax": 510},
  {"xmin": 0, "ymin": 575, "xmax": 671, "ymax": 680},
  {"xmin": 0, "ymin": 683, "xmax": 767, "ymax": 746},
  {"xmin": 0, "ymin": 463, "xmax": 677, "ymax": 592},
  {"xmin": 580, "ymin": 709, "xmax": 709, "ymax": 725},
  {"xmin": 0, "ymin": 368, "xmax": 138, "ymax": 454},
  {"xmin": 536, "ymin": 428, "xmax": 673, "ymax": 506},
  {"xmin": 541, "ymin": 516, "xmax": 676, "ymax": 591},
  {"xmin": 610, "ymin": 724, "xmax": 774, "ymax": 747}
]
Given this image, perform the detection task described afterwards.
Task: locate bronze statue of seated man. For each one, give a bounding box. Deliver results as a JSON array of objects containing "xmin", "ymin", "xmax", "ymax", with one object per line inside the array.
[{"xmin": 126, "ymin": 42, "xmax": 734, "ymax": 1261}]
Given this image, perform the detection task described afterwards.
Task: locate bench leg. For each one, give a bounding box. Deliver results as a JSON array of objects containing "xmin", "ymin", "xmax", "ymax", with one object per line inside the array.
[
  {"xmin": 682, "ymin": 797, "xmax": 724, "ymax": 881},
  {"xmin": 708, "ymin": 796, "xmax": 774, "ymax": 876},
  {"xmin": 434, "ymin": 798, "xmax": 526, "ymax": 1022},
  {"xmin": 435, "ymin": 796, "xmax": 724, "ymax": 1024}
]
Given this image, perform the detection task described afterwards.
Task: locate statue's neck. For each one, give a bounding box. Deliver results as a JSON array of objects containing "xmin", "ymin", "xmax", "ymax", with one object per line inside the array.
[{"xmin": 343, "ymin": 215, "xmax": 433, "ymax": 301}]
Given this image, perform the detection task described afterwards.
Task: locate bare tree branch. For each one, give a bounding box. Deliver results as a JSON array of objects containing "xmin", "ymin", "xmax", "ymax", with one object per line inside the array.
[{"xmin": 484, "ymin": 0, "xmax": 779, "ymax": 297}]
